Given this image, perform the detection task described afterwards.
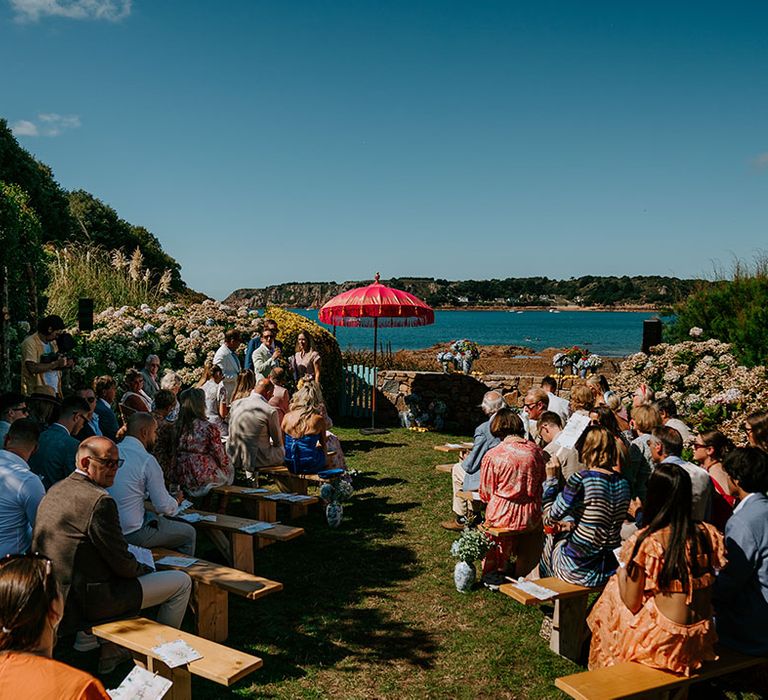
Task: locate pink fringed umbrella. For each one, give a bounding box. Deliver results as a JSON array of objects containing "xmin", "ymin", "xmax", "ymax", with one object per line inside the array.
[{"xmin": 319, "ymin": 273, "xmax": 434, "ymax": 429}]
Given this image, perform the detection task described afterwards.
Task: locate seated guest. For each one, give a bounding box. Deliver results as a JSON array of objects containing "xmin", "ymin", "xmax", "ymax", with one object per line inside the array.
[
  {"xmin": 744, "ymin": 411, "xmax": 768, "ymax": 453},
  {"xmin": 230, "ymin": 369, "xmax": 257, "ymax": 406},
  {"xmin": 111, "ymin": 413, "xmax": 195, "ymax": 555},
  {"xmin": 227, "ymin": 379, "xmax": 285, "ymax": 481},
  {"xmin": 714, "ymin": 447, "xmax": 768, "ymax": 655},
  {"xmin": 632, "ymin": 383, "xmax": 655, "ymax": 408},
  {"xmin": 73, "ymin": 386, "xmax": 101, "ymax": 440},
  {"xmin": 251, "ymin": 327, "xmax": 281, "ymax": 381},
  {"xmin": 289, "ymin": 330, "xmax": 321, "ymax": 384},
  {"xmin": 140, "ymin": 354, "xmax": 161, "ymax": 400},
  {"xmin": 268, "ymin": 367, "xmax": 290, "ymax": 424},
  {"xmin": 26, "ymin": 391, "xmax": 59, "ymax": 429},
  {"xmin": 442, "ymin": 391, "xmax": 504, "ymax": 531},
  {"xmin": 540, "ymin": 376, "xmax": 570, "ymax": 425},
  {"xmin": 479, "ymin": 409, "xmax": 547, "ymax": 582},
  {"xmin": 0, "ymin": 555, "xmax": 109, "ymax": 699},
  {"xmin": 589, "ymin": 405, "xmax": 629, "ymax": 473},
  {"xmin": 585, "ymin": 375, "xmax": 609, "ymax": 407},
  {"xmin": 522, "ymin": 387, "xmax": 549, "ymax": 443},
  {"xmin": 588, "ymin": 463, "xmax": 724, "ymax": 675},
  {"xmin": 152, "ymin": 389, "xmax": 177, "ymax": 423},
  {"xmin": 29, "ymin": 395, "xmax": 90, "ymax": 490},
  {"xmin": 692, "ymin": 430, "xmax": 735, "ymax": 531},
  {"xmin": 653, "ymin": 397, "xmax": 692, "ymax": 443},
  {"xmin": 605, "ymin": 391, "xmax": 632, "ymax": 435},
  {"xmin": 200, "ymin": 364, "xmax": 228, "ymax": 437},
  {"xmin": 569, "ymin": 384, "xmax": 595, "ymax": 416},
  {"xmin": 212, "ymin": 329, "xmax": 242, "ymax": 400},
  {"xmin": 33, "ymin": 437, "xmax": 192, "ymax": 672},
  {"xmin": 0, "ymin": 393, "xmax": 28, "ymax": 445},
  {"xmin": 159, "ymin": 370, "xmax": 182, "ymax": 422},
  {"xmin": 537, "ymin": 411, "xmax": 581, "ymax": 484},
  {"xmin": 649, "ymin": 426, "xmax": 712, "ymax": 522},
  {"xmin": 119, "ymin": 368, "xmax": 152, "ymax": 418},
  {"xmin": 282, "ymin": 381, "xmax": 329, "ymax": 474},
  {"xmin": 170, "ymin": 389, "xmax": 232, "ymax": 498},
  {"xmin": 626, "ymin": 404, "xmax": 661, "ymax": 502},
  {"xmin": 539, "ymin": 426, "xmax": 630, "ymax": 587},
  {"xmin": 93, "ymin": 375, "xmax": 119, "ymax": 441},
  {"xmin": 0, "ymin": 419, "xmax": 44, "ymax": 557}
]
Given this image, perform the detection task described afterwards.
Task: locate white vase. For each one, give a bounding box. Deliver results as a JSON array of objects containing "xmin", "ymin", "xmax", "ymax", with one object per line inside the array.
[
  {"xmin": 454, "ymin": 561, "xmax": 476, "ymax": 593},
  {"xmin": 326, "ymin": 502, "xmax": 343, "ymax": 528}
]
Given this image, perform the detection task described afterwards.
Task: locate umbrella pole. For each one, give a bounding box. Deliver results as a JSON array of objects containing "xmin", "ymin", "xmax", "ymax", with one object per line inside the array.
[{"xmin": 372, "ymin": 318, "xmax": 377, "ymax": 429}]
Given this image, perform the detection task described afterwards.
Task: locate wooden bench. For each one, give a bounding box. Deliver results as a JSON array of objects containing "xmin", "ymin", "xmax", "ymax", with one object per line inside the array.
[
  {"xmin": 500, "ymin": 577, "xmax": 599, "ymax": 661},
  {"xmin": 435, "ymin": 463, "xmax": 455, "ymax": 473},
  {"xmin": 172, "ymin": 509, "xmax": 304, "ymax": 573},
  {"xmin": 555, "ymin": 647, "xmax": 767, "ymax": 700},
  {"xmin": 152, "ymin": 548, "xmax": 282, "ymax": 642},
  {"xmin": 255, "ymin": 466, "xmax": 333, "ymax": 495},
  {"xmin": 212, "ymin": 484, "xmax": 320, "ymax": 521},
  {"xmin": 433, "ymin": 442, "xmax": 474, "ymax": 453},
  {"xmin": 92, "ymin": 617, "xmax": 262, "ymax": 700}
]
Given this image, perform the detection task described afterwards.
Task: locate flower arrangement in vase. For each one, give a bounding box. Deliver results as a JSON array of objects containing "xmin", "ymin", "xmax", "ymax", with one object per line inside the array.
[{"xmin": 450, "ymin": 527, "xmax": 495, "ymax": 592}]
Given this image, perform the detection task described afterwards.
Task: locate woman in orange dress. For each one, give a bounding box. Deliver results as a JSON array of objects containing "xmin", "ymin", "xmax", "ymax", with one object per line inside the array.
[
  {"xmin": 588, "ymin": 462, "xmax": 725, "ymax": 676},
  {"xmin": 479, "ymin": 408, "xmax": 547, "ymax": 582}
]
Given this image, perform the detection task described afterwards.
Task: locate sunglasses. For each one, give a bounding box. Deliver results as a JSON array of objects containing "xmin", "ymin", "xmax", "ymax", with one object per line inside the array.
[
  {"xmin": 10, "ymin": 406, "xmax": 28, "ymax": 414},
  {"xmin": 87, "ymin": 456, "xmax": 125, "ymax": 469},
  {"xmin": 692, "ymin": 442, "xmax": 706, "ymax": 449}
]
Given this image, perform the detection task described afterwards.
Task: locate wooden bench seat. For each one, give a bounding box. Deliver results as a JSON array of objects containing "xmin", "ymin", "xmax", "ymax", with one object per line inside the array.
[
  {"xmin": 433, "ymin": 442, "xmax": 474, "ymax": 453},
  {"xmin": 435, "ymin": 463, "xmax": 455, "ymax": 473},
  {"xmin": 555, "ymin": 647, "xmax": 767, "ymax": 700},
  {"xmin": 92, "ymin": 616, "xmax": 262, "ymax": 700},
  {"xmin": 172, "ymin": 509, "xmax": 304, "ymax": 573},
  {"xmin": 500, "ymin": 576, "xmax": 600, "ymax": 661},
  {"xmin": 255, "ymin": 466, "xmax": 334, "ymax": 496},
  {"xmin": 212, "ymin": 484, "xmax": 320, "ymax": 521},
  {"xmin": 152, "ymin": 548, "xmax": 282, "ymax": 642}
]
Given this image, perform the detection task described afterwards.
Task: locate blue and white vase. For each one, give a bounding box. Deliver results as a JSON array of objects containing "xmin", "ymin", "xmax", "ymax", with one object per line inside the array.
[
  {"xmin": 454, "ymin": 561, "xmax": 476, "ymax": 593},
  {"xmin": 461, "ymin": 358, "xmax": 473, "ymax": 374},
  {"xmin": 326, "ymin": 502, "xmax": 344, "ymax": 528}
]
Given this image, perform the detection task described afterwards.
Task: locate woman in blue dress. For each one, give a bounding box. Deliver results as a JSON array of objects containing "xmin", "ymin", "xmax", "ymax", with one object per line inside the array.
[
  {"xmin": 281, "ymin": 381, "xmax": 329, "ymax": 474},
  {"xmin": 539, "ymin": 425, "xmax": 631, "ymax": 588}
]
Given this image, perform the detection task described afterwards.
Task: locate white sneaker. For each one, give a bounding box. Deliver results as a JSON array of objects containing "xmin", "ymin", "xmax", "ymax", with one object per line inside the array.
[{"xmin": 74, "ymin": 630, "xmax": 99, "ymax": 652}]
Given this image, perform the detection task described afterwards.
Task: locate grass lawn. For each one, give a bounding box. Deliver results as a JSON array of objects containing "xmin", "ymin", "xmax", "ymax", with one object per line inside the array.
[{"xmin": 79, "ymin": 423, "xmax": 763, "ymax": 699}]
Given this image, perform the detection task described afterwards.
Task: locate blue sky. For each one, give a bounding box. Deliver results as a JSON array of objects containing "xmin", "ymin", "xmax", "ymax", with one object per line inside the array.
[{"xmin": 2, "ymin": 1, "xmax": 767, "ymax": 299}]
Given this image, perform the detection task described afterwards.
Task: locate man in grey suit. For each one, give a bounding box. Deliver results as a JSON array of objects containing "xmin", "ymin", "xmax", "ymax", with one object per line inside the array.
[
  {"xmin": 29, "ymin": 395, "xmax": 90, "ymax": 490},
  {"xmin": 714, "ymin": 446, "xmax": 768, "ymax": 656},
  {"xmin": 442, "ymin": 391, "xmax": 505, "ymax": 531},
  {"xmin": 140, "ymin": 355, "xmax": 161, "ymax": 401},
  {"xmin": 227, "ymin": 378, "xmax": 285, "ymax": 481}
]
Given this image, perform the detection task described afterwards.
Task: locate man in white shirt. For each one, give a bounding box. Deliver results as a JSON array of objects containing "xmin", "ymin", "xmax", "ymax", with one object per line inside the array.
[
  {"xmin": 110, "ymin": 413, "xmax": 196, "ymax": 555},
  {"xmin": 541, "ymin": 376, "xmax": 570, "ymax": 426},
  {"xmin": 212, "ymin": 329, "xmax": 242, "ymax": 401},
  {"xmin": 654, "ymin": 397, "xmax": 692, "ymax": 443},
  {"xmin": 537, "ymin": 411, "xmax": 581, "ymax": 484},
  {"xmin": 0, "ymin": 419, "xmax": 45, "ymax": 557}
]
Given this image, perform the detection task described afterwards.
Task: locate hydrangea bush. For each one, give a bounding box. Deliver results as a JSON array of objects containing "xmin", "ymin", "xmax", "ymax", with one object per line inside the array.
[
  {"xmin": 450, "ymin": 528, "xmax": 495, "ymax": 564},
  {"xmin": 612, "ymin": 339, "xmax": 768, "ymax": 441}
]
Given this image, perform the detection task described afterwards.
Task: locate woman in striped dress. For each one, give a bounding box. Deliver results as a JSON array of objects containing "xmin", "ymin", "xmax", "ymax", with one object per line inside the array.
[{"xmin": 539, "ymin": 426, "xmax": 631, "ymax": 588}]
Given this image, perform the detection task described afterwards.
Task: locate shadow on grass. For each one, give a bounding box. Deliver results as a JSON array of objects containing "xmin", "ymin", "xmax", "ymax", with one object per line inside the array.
[{"xmin": 341, "ymin": 439, "xmax": 407, "ymax": 455}]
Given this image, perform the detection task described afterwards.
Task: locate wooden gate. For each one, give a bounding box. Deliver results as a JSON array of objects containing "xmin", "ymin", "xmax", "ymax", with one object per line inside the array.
[{"xmin": 339, "ymin": 364, "xmax": 376, "ymax": 417}]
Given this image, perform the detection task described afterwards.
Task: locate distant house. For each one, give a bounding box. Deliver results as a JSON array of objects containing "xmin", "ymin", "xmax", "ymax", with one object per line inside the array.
[{"xmin": 457, "ymin": 296, "xmax": 469, "ymax": 304}]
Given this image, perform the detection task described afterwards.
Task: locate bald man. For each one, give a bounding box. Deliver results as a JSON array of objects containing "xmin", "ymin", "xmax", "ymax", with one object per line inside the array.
[
  {"xmin": 110, "ymin": 413, "xmax": 195, "ymax": 555},
  {"xmin": 33, "ymin": 436, "xmax": 191, "ymax": 670}
]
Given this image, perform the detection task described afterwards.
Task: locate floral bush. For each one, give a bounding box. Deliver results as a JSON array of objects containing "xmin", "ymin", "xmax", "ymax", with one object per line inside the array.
[{"xmin": 612, "ymin": 338, "xmax": 768, "ymax": 441}]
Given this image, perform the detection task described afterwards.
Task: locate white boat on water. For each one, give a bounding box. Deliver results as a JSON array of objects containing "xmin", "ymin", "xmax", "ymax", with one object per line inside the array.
[{"xmin": 549, "ymin": 309, "xmax": 561, "ymax": 314}]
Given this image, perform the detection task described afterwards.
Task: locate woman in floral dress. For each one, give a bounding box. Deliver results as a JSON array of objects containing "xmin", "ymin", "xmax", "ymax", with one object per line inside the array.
[
  {"xmin": 479, "ymin": 408, "xmax": 547, "ymax": 580},
  {"xmin": 170, "ymin": 388, "xmax": 232, "ymax": 498}
]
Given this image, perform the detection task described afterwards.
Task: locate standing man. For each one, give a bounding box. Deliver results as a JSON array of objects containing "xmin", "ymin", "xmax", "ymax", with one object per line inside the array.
[
  {"xmin": 20, "ymin": 315, "xmax": 73, "ymax": 397},
  {"xmin": 0, "ymin": 418, "xmax": 44, "ymax": 557},
  {"xmin": 442, "ymin": 391, "xmax": 505, "ymax": 531},
  {"xmin": 244, "ymin": 318, "xmax": 282, "ymax": 372},
  {"xmin": 251, "ymin": 326, "xmax": 282, "ymax": 381},
  {"xmin": 93, "ymin": 375, "xmax": 120, "ymax": 442},
  {"xmin": 213, "ymin": 330, "xmax": 241, "ymax": 401},
  {"xmin": 33, "ymin": 436, "xmax": 192, "ymax": 672},
  {"xmin": 140, "ymin": 355, "xmax": 161, "ymax": 401},
  {"xmin": 0, "ymin": 392, "xmax": 29, "ymax": 445},
  {"xmin": 28, "ymin": 395, "xmax": 90, "ymax": 490},
  {"xmin": 110, "ymin": 413, "xmax": 196, "ymax": 555}
]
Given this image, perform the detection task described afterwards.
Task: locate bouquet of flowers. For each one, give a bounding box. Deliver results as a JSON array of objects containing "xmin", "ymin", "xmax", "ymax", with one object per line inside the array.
[
  {"xmin": 436, "ymin": 350, "xmax": 458, "ymax": 372},
  {"xmin": 451, "ymin": 339, "xmax": 481, "ymax": 360},
  {"xmin": 583, "ymin": 354, "xmax": 603, "ymax": 370},
  {"xmin": 450, "ymin": 527, "xmax": 495, "ymax": 564},
  {"xmin": 552, "ymin": 352, "xmax": 570, "ymax": 370}
]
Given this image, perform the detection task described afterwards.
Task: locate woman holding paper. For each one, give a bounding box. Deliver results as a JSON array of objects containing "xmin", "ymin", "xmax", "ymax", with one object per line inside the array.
[
  {"xmin": 539, "ymin": 426, "xmax": 630, "ymax": 587},
  {"xmin": 587, "ymin": 463, "xmax": 724, "ymax": 675},
  {"xmin": 0, "ymin": 554, "xmax": 109, "ymax": 698}
]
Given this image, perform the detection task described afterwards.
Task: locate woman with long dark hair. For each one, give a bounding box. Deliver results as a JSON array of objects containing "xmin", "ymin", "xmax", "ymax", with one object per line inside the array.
[
  {"xmin": 588, "ymin": 463, "xmax": 725, "ymax": 675},
  {"xmin": 0, "ymin": 555, "xmax": 108, "ymax": 698}
]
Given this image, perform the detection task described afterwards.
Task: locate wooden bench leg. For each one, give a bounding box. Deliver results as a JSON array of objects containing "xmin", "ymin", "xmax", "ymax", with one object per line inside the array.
[
  {"xmin": 147, "ymin": 656, "xmax": 192, "ymax": 700},
  {"xmin": 243, "ymin": 499, "xmax": 277, "ymax": 523},
  {"xmin": 194, "ymin": 582, "xmax": 229, "ymax": 642},
  {"xmin": 206, "ymin": 529, "xmax": 232, "ymax": 566},
  {"xmin": 230, "ymin": 532, "xmax": 255, "ymax": 573},
  {"xmin": 550, "ymin": 595, "xmax": 588, "ymax": 662},
  {"xmin": 289, "ymin": 503, "xmax": 310, "ymax": 519},
  {"xmin": 274, "ymin": 475, "xmax": 308, "ymax": 495}
]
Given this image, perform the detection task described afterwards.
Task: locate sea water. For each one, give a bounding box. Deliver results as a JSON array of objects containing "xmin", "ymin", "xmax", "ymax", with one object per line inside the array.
[{"xmin": 290, "ymin": 309, "xmax": 658, "ymax": 356}]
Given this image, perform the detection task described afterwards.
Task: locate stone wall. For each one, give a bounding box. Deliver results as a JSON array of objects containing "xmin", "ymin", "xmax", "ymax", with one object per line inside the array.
[{"xmin": 376, "ymin": 370, "xmax": 578, "ymax": 433}]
